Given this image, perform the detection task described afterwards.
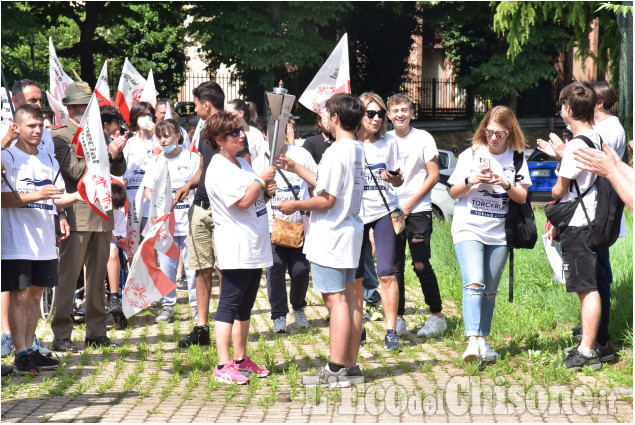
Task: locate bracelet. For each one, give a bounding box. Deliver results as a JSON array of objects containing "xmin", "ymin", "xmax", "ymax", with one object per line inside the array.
[
  {"xmin": 254, "ymin": 177, "xmax": 266, "ymax": 191},
  {"xmin": 504, "ymin": 182, "xmax": 512, "ymax": 191},
  {"xmin": 57, "ymin": 211, "xmax": 67, "ymax": 216},
  {"xmin": 464, "ymin": 176, "xmax": 472, "ymax": 188}
]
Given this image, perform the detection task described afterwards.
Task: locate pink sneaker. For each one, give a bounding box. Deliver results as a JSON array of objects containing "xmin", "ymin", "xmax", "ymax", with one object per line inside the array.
[
  {"xmin": 236, "ymin": 356, "xmax": 270, "ymax": 378},
  {"xmin": 213, "ymin": 362, "xmax": 249, "ymax": 385}
]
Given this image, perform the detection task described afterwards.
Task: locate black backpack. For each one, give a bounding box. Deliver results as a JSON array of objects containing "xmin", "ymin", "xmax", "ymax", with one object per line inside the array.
[
  {"xmin": 505, "ymin": 150, "xmax": 537, "ymax": 302},
  {"xmin": 572, "ymin": 135, "xmax": 624, "ymax": 250}
]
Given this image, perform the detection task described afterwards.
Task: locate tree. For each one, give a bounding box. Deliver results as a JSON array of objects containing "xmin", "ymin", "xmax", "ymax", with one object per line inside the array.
[{"xmin": 1, "ymin": 2, "xmax": 189, "ymax": 99}]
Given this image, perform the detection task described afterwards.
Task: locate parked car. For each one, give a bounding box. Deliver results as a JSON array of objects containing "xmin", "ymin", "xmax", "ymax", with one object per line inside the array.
[
  {"xmin": 431, "ymin": 149, "xmax": 458, "ymax": 221},
  {"xmin": 525, "ymin": 149, "xmax": 558, "ymax": 202}
]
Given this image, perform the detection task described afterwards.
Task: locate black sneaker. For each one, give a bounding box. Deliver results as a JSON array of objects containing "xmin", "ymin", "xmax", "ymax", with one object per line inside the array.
[
  {"xmin": 564, "ymin": 341, "xmax": 615, "ymax": 363},
  {"xmin": 1, "ymin": 364, "xmax": 14, "ymax": 376},
  {"xmin": 13, "ymin": 353, "xmax": 39, "ymax": 375},
  {"xmin": 559, "ymin": 347, "xmax": 602, "ymax": 371},
  {"xmin": 571, "ymin": 325, "xmax": 582, "ymax": 337},
  {"xmin": 29, "ymin": 350, "xmax": 60, "ymax": 370},
  {"xmin": 360, "ymin": 328, "xmax": 367, "ymax": 345},
  {"xmin": 85, "ymin": 336, "xmax": 118, "ymax": 348},
  {"xmin": 109, "ymin": 294, "xmax": 123, "ymax": 314},
  {"xmin": 178, "ymin": 325, "xmax": 210, "ymax": 348}
]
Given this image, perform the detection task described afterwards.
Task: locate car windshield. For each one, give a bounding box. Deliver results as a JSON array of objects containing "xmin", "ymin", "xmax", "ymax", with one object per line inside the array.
[{"xmin": 528, "ymin": 150, "xmax": 556, "ymax": 162}]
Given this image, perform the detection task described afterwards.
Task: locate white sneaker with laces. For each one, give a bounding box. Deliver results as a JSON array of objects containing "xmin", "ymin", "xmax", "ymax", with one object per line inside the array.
[
  {"xmin": 273, "ymin": 316, "xmax": 287, "ymax": 333},
  {"xmin": 479, "ymin": 339, "xmax": 499, "ymax": 362},
  {"xmin": 463, "ymin": 339, "xmax": 481, "ymax": 362},
  {"xmin": 33, "ymin": 336, "xmax": 52, "ymax": 356},
  {"xmin": 293, "ymin": 309, "xmax": 309, "ymax": 329},
  {"xmin": 396, "ymin": 317, "xmax": 407, "ymax": 336},
  {"xmin": 417, "ymin": 314, "xmax": 447, "ymax": 337}
]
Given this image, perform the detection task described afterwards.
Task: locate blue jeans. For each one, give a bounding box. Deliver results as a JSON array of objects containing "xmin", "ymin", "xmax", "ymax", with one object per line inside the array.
[
  {"xmin": 454, "ymin": 241, "xmax": 509, "ymax": 337},
  {"xmin": 362, "ymin": 233, "xmax": 381, "ymax": 304},
  {"xmin": 158, "ymin": 235, "xmax": 196, "ymax": 308}
]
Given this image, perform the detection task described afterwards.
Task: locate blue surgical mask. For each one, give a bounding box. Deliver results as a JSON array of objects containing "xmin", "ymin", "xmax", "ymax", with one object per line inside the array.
[{"xmin": 161, "ymin": 143, "xmax": 177, "ymax": 154}]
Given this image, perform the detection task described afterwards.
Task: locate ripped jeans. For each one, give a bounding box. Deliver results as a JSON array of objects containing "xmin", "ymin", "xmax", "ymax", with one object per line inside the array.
[{"xmin": 454, "ymin": 240, "xmax": 509, "ymax": 337}]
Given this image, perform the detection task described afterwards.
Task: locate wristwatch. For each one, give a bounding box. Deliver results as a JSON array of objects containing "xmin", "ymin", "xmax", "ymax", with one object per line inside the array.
[
  {"xmin": 464, "ymin": 177, "xmax": 472, "ymax": 188},
  {"xmin": 57, "ymin": 211, "xmax": 67, "ymax": 217}
]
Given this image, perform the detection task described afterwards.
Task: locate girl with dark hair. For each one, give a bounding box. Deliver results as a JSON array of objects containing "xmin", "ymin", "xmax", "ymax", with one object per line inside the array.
[
  {"xmin": 204, "ymin": 112, "xmax": 277, "ymax": 385},
  {"xmin": 226, "ymin": 99, "xmax": 268, "ymax": 172}
]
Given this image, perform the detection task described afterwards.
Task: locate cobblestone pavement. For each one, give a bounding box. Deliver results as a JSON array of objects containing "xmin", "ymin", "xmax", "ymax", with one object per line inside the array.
[{"xmin": 1, "ymin": 279, "xmax": 633, "ymax": 423}]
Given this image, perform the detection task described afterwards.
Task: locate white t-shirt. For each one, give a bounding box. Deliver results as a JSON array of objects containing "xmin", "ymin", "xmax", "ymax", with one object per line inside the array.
[
  {"xmin": 558, "ymin": 129, "xmax": 602, "ymax": 227},
  {"xmin": 303, "ymin": 139, "xmax": 365, "ymax": 269},
  {"xmin": 1, "ymin": 146, "xmax": 65, "ymax": 260},
  {"xmin": 389, "ymin": 128, "xmax": 439, "ymax": 214},
  {"xmin": 113, "ymin": 207, "xmax": 126, "ymax": 238},
  {"xmin": 1, "ymin": 119, "xmax": 56, "ymax": 157},
  {"xmin": 360, "ymin": 135, "xmax": 401, "ymax": 224},
  {"xmin": 594, "ymin": 115, "xmax": 626, "ymax": 158},
  {"xmin": 123, "ymin": 136, "xmax": 156, "ymax": 217},
  {"xmin": 206, "ymin": 155, "xmax": 273, "ymax": 270},
  {"xmin": 266, "ymin": 145, "xmax": 317, "ymax": 232},
  {"xmin": 247, "ymin": 125, "xmax": 269, "ymax": 174},
  {"xmin": 141, "ymin": 148, "xmax": 199, "ymax": 236},
  {"xmin": 449, "ymin": 146, "xmax": 532, "ymax": 245}
]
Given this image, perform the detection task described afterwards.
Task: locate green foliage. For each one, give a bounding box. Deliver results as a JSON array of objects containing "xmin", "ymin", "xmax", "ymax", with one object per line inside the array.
[
  {"xmin": 0, "ymin": 1, "xmax": 189, "ymax": 99},
  {"xmin": 493, "ymin": 1, "xmax": 623, "ymax": 87}
]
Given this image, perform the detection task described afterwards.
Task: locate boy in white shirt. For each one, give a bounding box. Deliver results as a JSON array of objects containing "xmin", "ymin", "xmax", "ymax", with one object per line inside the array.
[
  {"xmin": 386, "ymin": 93, "xmax": 446, "ymax": 338},
  {"xmin": 545, "ymin": 82, "xmax": 604, "ymax": 371},
  {"xmin": 1, "ymin": 105, "xmax": 82, "ymax": 374},
  {"xmin": 277, "ymin": 93, "xmax": 366, "ymax": 386}
]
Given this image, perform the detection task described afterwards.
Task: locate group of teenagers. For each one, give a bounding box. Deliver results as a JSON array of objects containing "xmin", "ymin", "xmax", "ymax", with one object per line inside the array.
[{"xmin": 0, "ymin": 76, "xmax": 629, "ymax": 386}]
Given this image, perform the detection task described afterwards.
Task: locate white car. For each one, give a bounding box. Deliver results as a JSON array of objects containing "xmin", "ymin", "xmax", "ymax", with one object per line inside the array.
[{"xmin": 431, "ymin": 149, "xmax": 457, "ymax": 222}]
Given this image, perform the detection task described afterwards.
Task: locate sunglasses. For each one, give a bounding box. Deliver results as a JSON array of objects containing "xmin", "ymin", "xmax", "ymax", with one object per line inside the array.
[
  {"xmin": 365, "ymin": 110, "xmax": 386, "ymax": 119},
  {"xmin": 483, "ymin": 128, "xmax": 510, "ymax": 139},
  {"xmin": 225, "ymin": 127, "xmax": 244, "ymax": 138}
]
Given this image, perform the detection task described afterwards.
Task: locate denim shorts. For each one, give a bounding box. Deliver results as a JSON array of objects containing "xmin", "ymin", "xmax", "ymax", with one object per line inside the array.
[{"xmin": 311, "ymin": 262, "xmax": 356, "ymax": 293}]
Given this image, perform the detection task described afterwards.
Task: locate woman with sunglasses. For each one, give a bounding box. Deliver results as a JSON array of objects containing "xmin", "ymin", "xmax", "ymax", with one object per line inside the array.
[
  {"xmin": 204, "ymin": 112, "xmax": 277, "ymax": 384},
  {"xmin": 448, "ymin": 106, "xmax": 531, "ymax": 362},
  {"xmin": 355, "ymin": 92, "xmax": 404, "ymax": 350}
]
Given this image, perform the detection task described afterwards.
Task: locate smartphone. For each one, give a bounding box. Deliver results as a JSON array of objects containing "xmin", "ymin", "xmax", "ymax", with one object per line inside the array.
[
  {"xmin": 387, "ymin": 170, "xmax": 399, "ymax": 176},
  {"xmin": 480, "ymin": 158, "xmax": 490, "ymax": 170}
]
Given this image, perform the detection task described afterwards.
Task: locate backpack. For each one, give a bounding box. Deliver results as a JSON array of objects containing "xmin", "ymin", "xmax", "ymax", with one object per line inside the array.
[
  {"xmin": 572, "ymin": 135, "xmax": 624, "ymax": 250},
  {"xmin": 504, "ymin": 150, "xmax": 537, "ymax": 302}
]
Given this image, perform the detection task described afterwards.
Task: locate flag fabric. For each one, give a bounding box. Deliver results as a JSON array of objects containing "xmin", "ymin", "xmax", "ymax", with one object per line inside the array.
[
  {"xmin": 49, "ymin": 37, "xmax": 74, "ymax": 101},
  {"xmin": 140, "ymin": 69, "xmax": 157, "ymax": 107},
  {"xmin": 95, "ymin": 61, "xmax": 111, "ymax": 106},
  {"xmin": 164, "ymin": 101, "xmax": 173, "ymax": 120},
  {"xmin": 114, "ymin": 58, "xmax": 146, "ymax": 124},
  {"xmin": 298, "ymin": 33, "xmax": 350, "ymax": 117},
  {"xmin": 122, "ymin": 211, "xmax": 178, "ymax": 318},
  {"xmin": 74, "ymin": 94, "xmax": 112, "ymax": 220},
  {"xmin": 189, "ymin": 118, "xmax": 205, "ymax": 156},
  {"xmin": 46, "ymin": 92, "xmax": 69, "ymax": 125},
  {"xmin": 143, "ymin": 158, "xmax": 173, "ymax": 237}
]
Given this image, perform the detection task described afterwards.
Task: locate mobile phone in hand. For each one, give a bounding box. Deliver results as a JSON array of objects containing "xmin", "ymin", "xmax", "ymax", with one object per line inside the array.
[{"xmin": 387, "ymin": 170, "xmax": 399, "ymax": 176}]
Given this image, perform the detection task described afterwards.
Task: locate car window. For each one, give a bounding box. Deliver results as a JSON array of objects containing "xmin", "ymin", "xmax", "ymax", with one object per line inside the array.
[
  {"xmin": 528, "ymin": 150, "xmax": 555, "ymax": 162},
  {"xmin": 438, "ymin": 152, "xmax": 449, "ymax": 169}
]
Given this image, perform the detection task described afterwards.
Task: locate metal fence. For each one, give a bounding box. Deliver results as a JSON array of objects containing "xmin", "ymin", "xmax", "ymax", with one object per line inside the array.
[
  {"xmin": 177, "ymin": 71, "xmax": 242, "ymax": 103},
  {"xmin": 402, "ymin": 77, "xmax": 489, "ymax": 120}
]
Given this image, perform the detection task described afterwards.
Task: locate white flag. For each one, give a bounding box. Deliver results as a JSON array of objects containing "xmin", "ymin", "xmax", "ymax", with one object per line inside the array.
[
  {"xmin": 165, "ymin": 101, "xmax": 173, "ymax": 120},
  {"xmin": 114, "ymin": 58, "xmax": 146, "ymax": 124},
  {"xmin": 49, "ymin": 37, "xmax": 74, "ymax": 102},
  {"xmin": 140, "ymin": 69, "xmax": 157, "ymax": 107},
  {"xmin": 46, "ymin": 91, "xmax": 69, "ymax": 125},
  {"xmin": 1, "ymin": 89, "xmax": 12, "ymax": 120},
  {"xmin": 95, "ymin": 60, "xmax": 111, "ymax": 106},
  {"xmin": 299, "ymin": 33, "xmax": 350, "ymax": 117},
  {"xmin": 189, "ymin": 118, "xmax": 205, "ymax": 156},
  {"xmin": 142, "ymin": 158, "xmax": 172, "ymax": 237},
  {"xmin": 74, "ymin": 94, "xmax": 112, "ymax": 220},
  {"xmin": 122, "ymin": 212, "xmax": 178, "ymax": 318}
]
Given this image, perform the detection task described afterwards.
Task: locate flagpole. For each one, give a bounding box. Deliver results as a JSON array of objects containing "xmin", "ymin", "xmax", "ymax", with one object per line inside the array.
[
  {"xmin": 1, "ymin": 170, "xmax": 20, "ymax": 200},
  {"xmin": 53, "ymin": 144, "xmax": 72, "ymax": 184},
  {"xmin": 1, "ymin": 66, "xmax": 15, "ymax": 117}
]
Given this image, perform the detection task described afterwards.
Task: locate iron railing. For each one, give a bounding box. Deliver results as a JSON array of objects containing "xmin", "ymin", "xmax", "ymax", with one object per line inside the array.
[{"xmin": 177, "ymin": 71, "xmax": 242, "ymax": 103}]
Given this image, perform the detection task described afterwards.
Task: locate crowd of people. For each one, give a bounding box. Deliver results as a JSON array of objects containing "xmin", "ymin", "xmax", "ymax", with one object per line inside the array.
[{"xmin": 1, "ymin": 77, "xmax": 632, "ymax": 386}]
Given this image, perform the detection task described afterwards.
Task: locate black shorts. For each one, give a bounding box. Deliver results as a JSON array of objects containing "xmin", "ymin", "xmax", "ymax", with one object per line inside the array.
[
  {"xmin": 1, "ymin": 259, "xmax": 59, "ymax": 292},
  {"xmin": 560, "ymin": 226, "xmax": 597, "ymax": 293}
]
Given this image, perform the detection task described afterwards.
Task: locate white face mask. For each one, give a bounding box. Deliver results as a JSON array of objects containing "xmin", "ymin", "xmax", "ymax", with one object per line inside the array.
[{"xmin": 137, "ymin": 116, "xmax": 151, "ymax": 129}]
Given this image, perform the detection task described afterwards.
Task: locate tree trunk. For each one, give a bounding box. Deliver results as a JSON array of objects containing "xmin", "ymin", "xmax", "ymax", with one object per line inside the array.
[
  {"xmin": 77, "ymin": 1, "xmax": 103, "ymax": 88},
  {"xmin": 617, "ymin": 5, "xmax": 633, "ymax": 140}
]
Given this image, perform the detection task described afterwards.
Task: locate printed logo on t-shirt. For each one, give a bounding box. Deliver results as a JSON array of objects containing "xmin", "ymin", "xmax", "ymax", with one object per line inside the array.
[
  {"xmin": 470, "ymin": 189, "xmax": 509, "ymax": 219},
  {"xmin": 364, "ymin": 162, "xmax": 387, "ymax": 191},
  {"xmin": 255, "ymin": 196, "xmax": 267, "ymax": 217}
]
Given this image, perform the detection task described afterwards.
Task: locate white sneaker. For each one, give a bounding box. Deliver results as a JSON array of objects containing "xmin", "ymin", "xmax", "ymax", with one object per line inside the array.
[
  {"xmin": 463, "ymin": 340, "xmax": 481, "ymax": 362},
  {"xmin": 293, "ymin": 309, "xmax": 310, "ymax": 329},
  {"xmin": 33, "ymin": 336, "xmax": 52, "ymax": 356},
  {"xmin": 273, "ymin": 316, "xmax": 287, "ymax": 333},
  {"xmin": 1, "ymin": 333, "xmax": 13, "ymax": 358},
  {"xmin": 417, "ymin": 314, "xmax": 447, "ymax": 337},
  {"xmin": 479, "ymin": 339, "xmax": 499, "ymax": 362},
  {"xmin": 396, "ymin": 317, "xmax": 407, "ymax": 336}
]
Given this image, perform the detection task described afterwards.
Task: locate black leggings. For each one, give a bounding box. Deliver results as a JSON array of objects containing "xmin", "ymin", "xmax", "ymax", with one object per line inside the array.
[{"xmin": 216, "ymin": 268, "xmax": 262, "ymax": 323}]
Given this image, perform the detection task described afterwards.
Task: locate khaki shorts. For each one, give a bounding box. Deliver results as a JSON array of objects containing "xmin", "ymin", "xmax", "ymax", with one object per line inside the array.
[{"xmin": 187, "ymin": 203, "xmax": 216, "ymax": 270}]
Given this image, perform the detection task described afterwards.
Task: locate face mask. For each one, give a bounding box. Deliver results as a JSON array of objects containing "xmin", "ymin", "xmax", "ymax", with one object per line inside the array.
[
  {"xmin": 161, "ymin": 143, "xmax": 177, "ymax": 154},
  {"xmin": 137, "ymin": 116, "xmax": 151, "ymax": 129}
]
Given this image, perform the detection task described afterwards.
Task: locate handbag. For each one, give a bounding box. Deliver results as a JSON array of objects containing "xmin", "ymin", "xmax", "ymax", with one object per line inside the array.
[
  {"xmin": 270, "ymin": 168, "xmax": 305, "ymax": 248},
  {"xmin": 364, "ymin": 158, "xmax": 405, "ymax": 235}
]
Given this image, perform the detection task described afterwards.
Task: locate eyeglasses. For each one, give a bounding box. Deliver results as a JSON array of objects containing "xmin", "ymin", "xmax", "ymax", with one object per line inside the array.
[
  {"xmin": 483, "ymin": 128, "xmax": 510, "ymax": 139},
  {"xmin": 365, "ymin": 110, "xmax": 386, "ymax": 119},
  {"xmin": 225, "ymin": 127, "xmax": 243, "ymax": 138}
]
